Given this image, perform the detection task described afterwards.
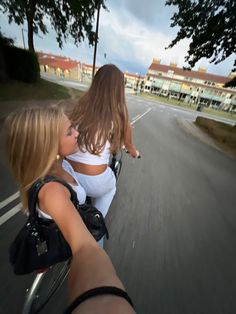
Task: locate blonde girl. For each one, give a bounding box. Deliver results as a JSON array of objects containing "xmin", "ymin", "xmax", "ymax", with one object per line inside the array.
[{"xmin": 4, "ymin": 105, "xmax": 135, "ymax": 313}]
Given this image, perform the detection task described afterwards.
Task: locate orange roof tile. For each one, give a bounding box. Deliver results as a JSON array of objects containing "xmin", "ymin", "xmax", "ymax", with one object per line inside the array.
[
  {"xmin": 38, "ymin": 57, "xmax": 56, "ymax": 66},
  {"xmin": 49, "ymin": 59, "xmax": 78, "ymax": 70}
]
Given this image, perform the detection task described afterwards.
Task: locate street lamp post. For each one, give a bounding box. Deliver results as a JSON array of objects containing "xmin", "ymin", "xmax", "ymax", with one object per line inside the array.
[
  {"xmin": 92, "ymin": 3, "xmax": 101, "ymax": 79},
  {"xmin": 21, "ymin": 28, "xmax": 27, "ymax": 49},
  {"xmin": 21, "ymin": 28, "xmax": 43, "ymax": 50}
]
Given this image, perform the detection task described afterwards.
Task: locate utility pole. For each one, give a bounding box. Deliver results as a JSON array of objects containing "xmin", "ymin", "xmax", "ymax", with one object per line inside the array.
[
  {"xmin": 92, "ymin": 3, "xmax": 101, "ymax": 79},
  {"xmin": 21, "ymin": 28, "xmax": 26, "ymax": 49}
]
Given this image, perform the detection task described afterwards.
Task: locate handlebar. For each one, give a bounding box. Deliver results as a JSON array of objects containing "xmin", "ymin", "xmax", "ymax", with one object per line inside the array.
[{"xmin": 125, "ymin": 149, "xmax": 141, "ymax": 159}]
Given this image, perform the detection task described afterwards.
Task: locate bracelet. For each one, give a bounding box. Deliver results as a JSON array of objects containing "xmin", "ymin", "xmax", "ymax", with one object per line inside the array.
[{"xmin": 64, "ymin": 286, "xmax": 134, "ymax": 313}]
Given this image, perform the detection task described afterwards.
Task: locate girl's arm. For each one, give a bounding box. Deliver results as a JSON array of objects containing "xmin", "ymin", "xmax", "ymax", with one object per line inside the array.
[
  {"xmin": 124, "ymin": 123, "xmax": 139, "ymax": 158},
  {"xmin": 68, "ymin": 249, "xmax": 135, "ymax": 314},
  {"xmin": 38, "ymin": 182, "xmax": 96, "ymax": 254},
  {"xmin": 38, "ymin": 183, "xmax": 135, "ymax": 313}
]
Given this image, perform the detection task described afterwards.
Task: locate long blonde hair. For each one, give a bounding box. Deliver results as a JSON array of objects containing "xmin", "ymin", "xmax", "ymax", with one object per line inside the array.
[
  {"xmin": 70, "ymin": 64, "xmax": 129, "ymax": 154},
  {"xmin": 4, "ymin": 105, "xmax": 65, "ymax": 211}
]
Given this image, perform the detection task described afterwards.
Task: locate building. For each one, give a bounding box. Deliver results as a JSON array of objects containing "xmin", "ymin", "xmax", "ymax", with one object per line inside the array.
[
  {"xmin": 37, "ymin": 52, "xmax": 99, "ymax": 83},
  {"xmin": 37, "ymin": 52, "xmax": 80, "ymax": 80},
  {"xmin": 124, "ymin": 71, "xmax": 145, "ymax": 90},
  {"xmin": 144, "ymin": 58, "xmax": 236, "ymax": 111}
]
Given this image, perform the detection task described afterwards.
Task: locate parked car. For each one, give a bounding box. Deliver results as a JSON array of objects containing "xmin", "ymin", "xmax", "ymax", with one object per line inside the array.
[
  {"xmin": 126, "ymin": 83, "xmax": 133, "ymax": 88},
  {"xmin": 160, "ymin": 90, "xmax": 169, "ymax": 97},
  {"xmin": 210, "ymin": 104, "xmax": 220, "ymax": 110},
  {"xmin": 169, "ymin": 93, "xmax": 179, "ymax": 99},
  {"xmin": 196, "ymin": 103, "xmax": 204, "ymax": 112}
]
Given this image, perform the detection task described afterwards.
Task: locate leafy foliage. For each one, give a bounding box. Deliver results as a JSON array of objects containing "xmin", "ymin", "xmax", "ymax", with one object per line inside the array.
[
  {"xmin": 166, "ymin": 0, "xmax": 236, "ymax": 86},
  {"xmin": 0, "ymin": 30, "xmax": 14, "ymax": 46},
  {"xmin": 0, "ymin": 0, "xmax": 107, "ymax": 51}
]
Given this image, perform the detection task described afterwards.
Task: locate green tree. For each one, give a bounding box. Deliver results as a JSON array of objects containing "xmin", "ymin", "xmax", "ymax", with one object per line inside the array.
[
  {"xmin": 166, "ymin": 0, "xmax": 236, "ymax": 86},
  {"xmin": 0, "ymin": 0, "xmax": 107, "ymax": 52},
  {"xmin": 0, "ymin": 30, "xmax": 14, "ymax": 46}
]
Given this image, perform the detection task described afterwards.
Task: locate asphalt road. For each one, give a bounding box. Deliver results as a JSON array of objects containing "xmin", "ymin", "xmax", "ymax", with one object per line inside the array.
[{"xmin": 0, "ymin": 95, "xmax": 236, "ymax": 313}]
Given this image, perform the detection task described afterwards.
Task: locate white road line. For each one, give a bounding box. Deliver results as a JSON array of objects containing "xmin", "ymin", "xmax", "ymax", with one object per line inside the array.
[
  {"xmin": 0, "ymin": 203, "xmax": 21, "ymax": 226},
  {"xmin": 0, "ymin": 191, "xmax": 19, "ymax": 210},
  {"xmin": 131, "ymin": 108, "xmax": 152, "ymax": 125},
  {"xmin": 132, "ymin": 114, "xmax": 141, "ymax": 122}
]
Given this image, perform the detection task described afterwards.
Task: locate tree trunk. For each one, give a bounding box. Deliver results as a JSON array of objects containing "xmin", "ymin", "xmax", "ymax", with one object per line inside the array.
[
  {"xmin": 26, "ymin": 0, "xmax": 36, "ymax": 52},
  {"xmin": 27, "ymin": 18, "xmax": 34, "ymax": 52}
]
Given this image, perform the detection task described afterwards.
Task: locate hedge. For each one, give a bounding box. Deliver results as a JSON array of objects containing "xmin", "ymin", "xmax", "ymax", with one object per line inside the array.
[{"xmin": 1, "ymin": 44, "xmax": 40, "ymax": 83}]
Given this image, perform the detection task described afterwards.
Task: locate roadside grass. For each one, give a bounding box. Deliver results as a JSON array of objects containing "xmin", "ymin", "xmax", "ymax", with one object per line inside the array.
[
  {"xmin": 0, "ymin": 78, "xmax": 84, "ymax": 127},
  {"xmin": 140, "ymin": 92, "xmax": 236, "ymax": 121},
  {"xmin": 195, "ymin": 116, "xmax": 236, "ymax": 157},
  {"xmin": 0, "ymin": 78, "xmax": 83, "ymax": 101}
]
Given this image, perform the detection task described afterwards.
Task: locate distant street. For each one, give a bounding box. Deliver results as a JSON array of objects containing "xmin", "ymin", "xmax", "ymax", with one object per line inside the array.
[{"xmin": 1, "ymin": 93, "xmax": 236, "ymax": 314}]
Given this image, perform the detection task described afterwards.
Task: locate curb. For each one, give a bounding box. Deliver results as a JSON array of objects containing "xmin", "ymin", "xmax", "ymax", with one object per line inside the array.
[{"xmin": 176, "ymin": 118, "xmax": 223, "ymax": 153}]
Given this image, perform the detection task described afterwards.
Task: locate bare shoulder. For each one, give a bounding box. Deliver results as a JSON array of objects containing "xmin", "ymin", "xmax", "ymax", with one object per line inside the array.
[{"xmin": 38, "ymin": 181, "xmax": 71, "ymax": 208}]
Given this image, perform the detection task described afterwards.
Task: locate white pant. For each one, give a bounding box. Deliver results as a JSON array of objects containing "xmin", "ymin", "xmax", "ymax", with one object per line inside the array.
[{"xmin": 75, "ymin": 167, "xmax": 116, "ymax": 217}]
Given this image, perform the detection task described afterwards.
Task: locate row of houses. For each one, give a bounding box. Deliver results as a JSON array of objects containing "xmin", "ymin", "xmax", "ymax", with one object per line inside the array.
[
  {"xmin": 145, "ymin": 58, "xmax": 236, "ymax": 112},
  {"xmin": 37, "ymin": 52, "xmax": 236, "ymax": 112},
  {"xmin": 37, "ymin": 51, "xmax": 145, "ymax": 86},
  {"xmin": 37, "ymin": 52, "xmax": 98, "ymax": 82}
]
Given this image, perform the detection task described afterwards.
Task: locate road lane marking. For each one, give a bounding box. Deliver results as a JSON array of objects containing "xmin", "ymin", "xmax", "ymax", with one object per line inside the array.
[
  {"xmin": 131, "ymin": 108, "xmax": 152, "ymax": 125},
  {"xmin": 0, "ymin": 191, "xmax": 19, "ymax": 210},
  {"xmin": 0, "ymin": 203, "xmax": 21, "ymax": 226},
  {"xmin": 132, "ymin": 114, "xmax": 141, "ymax": 121}
]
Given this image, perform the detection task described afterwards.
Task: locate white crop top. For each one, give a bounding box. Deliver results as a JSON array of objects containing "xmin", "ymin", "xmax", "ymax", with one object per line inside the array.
[
  {"xmin": 36, "ymin": 160, "xmax": 86, "ymax": 220},
  {"xmin": 67, "ymin": 140, "xmax": 111, "ymax": 165}
]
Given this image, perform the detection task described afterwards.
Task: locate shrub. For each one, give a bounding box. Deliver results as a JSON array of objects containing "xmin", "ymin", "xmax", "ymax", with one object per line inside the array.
[
  {"xmin": 1, "ymin": 44, "xmax": 40, "ymax": 83},
  {"xmin": 195, "ymin": 116, "xmax": 236, "ymax": 148}
]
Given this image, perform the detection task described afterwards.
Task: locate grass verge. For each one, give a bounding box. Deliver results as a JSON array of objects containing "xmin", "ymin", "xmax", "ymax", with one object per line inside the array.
[
  {"xmin": 195, "ymin": 116, "xmax": 236, "ymax": 157},
  {"xmin": 0, "ymin": 78, "xmax": 82, "ymax": 101},
  {"xmin": 140, "ymin": 92, "xmax": 236, "ymax": 121},
  {"xmin": 0, "ymin": 78, "xmax": 84, "ymax": 120}
]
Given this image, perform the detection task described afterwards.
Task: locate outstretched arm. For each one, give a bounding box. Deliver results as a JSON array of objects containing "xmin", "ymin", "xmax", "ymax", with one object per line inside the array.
[
  {"xmin": 124, "ymin": 123, "xmax": 139, "ymax": 158},
  {"xmin": 38, "ymin": 182, "xmax": 135, "ymax": 313},
  {"xmin": 68, "ymin": 248, "xmax": 135, "ymax": 314}
]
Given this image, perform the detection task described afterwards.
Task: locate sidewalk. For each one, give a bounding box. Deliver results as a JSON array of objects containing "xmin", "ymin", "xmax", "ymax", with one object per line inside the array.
[{"xmin": 176, "ymin": 118, "xmax": 225, "ymax": 155}]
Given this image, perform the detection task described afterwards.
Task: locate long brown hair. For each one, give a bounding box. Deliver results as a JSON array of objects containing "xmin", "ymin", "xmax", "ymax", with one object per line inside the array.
[
  {"xmin": 70, "ymin": 64, "xmax": 129, "ymax": 154},
  {"xmin": 4, "ymin": 105, "xmax": 65, "ymax": 211}
]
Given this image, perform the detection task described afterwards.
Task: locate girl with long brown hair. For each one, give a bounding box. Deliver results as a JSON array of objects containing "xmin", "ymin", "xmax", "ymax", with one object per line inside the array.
[{"xmin": 67, "ymin": 64, "xmax": 139, "ymax": 220}]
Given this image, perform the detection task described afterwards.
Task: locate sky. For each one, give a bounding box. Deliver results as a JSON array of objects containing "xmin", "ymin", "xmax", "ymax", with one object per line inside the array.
[{"xmin": 0, "ymin": 0, "xmax": 235, "ymax": 77}]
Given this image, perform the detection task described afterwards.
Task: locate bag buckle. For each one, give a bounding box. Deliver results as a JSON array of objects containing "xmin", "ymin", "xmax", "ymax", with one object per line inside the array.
[{"xmin": 36, "ymin": 241, "xmax": 48, "ymax": 256}]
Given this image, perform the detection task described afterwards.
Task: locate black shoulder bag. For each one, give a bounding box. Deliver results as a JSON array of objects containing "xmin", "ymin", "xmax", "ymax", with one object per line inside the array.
[{"xmin": 9, "ymin": 176, "xmax": 109, "ymax": 275}]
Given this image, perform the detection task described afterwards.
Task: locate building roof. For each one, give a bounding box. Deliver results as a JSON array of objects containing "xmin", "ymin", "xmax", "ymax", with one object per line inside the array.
[
  {"xmin": 124, "ymin": 72, "xmax": 145, "ymax": 79},
  {"xmin": 147, "ymin": 73, "xmax": 236, "ymax": 95},
  {"xmin": 49, "ymin": 59, "xmax": 78, "ymax": 70},
  {"xmin": 37, "ymin": 51, "xmax": 70, "ymax": 61},
  {"xmin": 38, "ymin": 57, "xmax": 56, "ymax": 66},
  {"xmin": 148, "ymin": 63, "xmax": 230, "ymax": 85},
  {"xmin": 38, "ymin": 56, "xmax": 78, "ymax": 70}
]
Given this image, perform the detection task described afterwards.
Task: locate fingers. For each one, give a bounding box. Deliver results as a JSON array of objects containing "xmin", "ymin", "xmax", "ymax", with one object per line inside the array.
[{"xmin": 125, "ymin": 149, "xmax": 141, "ymax": 159}]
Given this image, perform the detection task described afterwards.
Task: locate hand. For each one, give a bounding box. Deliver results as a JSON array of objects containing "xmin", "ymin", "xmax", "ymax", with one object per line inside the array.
[
  {"xmin": 134, "ymin": 150, "xmax": 140, "ymax": 158},
  {"xmin": 125, "ymin": 149, "xmax": 140, "ymax": 158}
]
